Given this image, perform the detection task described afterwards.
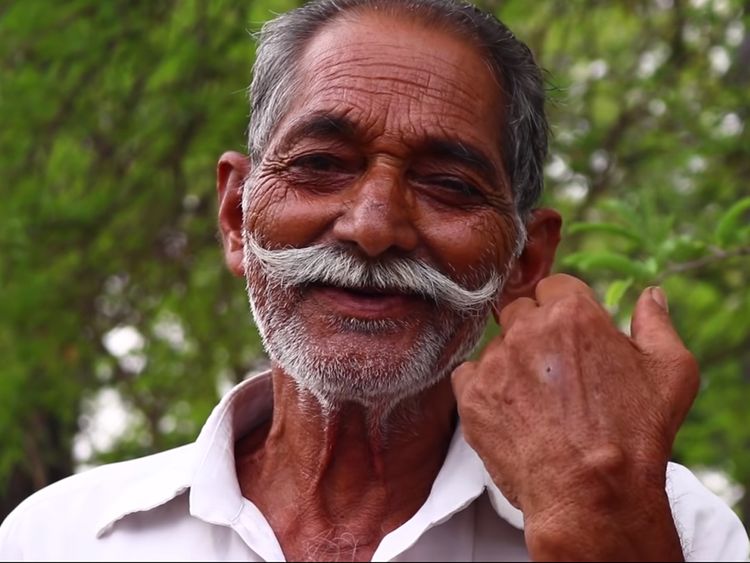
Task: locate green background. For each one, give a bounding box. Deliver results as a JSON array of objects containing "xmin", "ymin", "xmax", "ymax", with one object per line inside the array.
[{"xmin": 1, "ymin": 0, "xmax": 748, "ymax": 531}]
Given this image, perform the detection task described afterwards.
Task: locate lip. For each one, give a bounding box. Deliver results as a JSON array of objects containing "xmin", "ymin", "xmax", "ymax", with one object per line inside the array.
[{"xmin": 310, "ymin": 285, "xmax": 425, "ymax": 319}]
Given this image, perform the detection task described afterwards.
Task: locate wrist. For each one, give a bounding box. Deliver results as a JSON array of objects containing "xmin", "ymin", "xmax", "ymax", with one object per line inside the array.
[
  {"xmin": 517, "ymin": 447, "xmax": 682, "ymax": 561},
  {"xmin": 523, "ymin": 482, "xmax": 683, "ymax": 561},
  {"xmin": 517, "ymin": 443, "xmax": 669, "ymax": 515}
]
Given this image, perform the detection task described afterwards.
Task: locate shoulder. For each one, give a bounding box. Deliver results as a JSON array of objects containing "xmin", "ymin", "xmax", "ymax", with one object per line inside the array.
[
  {"xmin": 0, "ymin": 444, "xmax": 196, "ymax": 560},
  {"xmin": 5, "ymin": 443, "xmax": 195, "ymax": 518},
  {"xmin": 666, "ymin": 462, "xmax": 749, "ymax": 562}
]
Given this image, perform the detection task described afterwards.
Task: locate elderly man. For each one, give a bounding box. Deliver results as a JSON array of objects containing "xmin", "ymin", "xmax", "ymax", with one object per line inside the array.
[{"xmin": 1, "ymin": 0, "xmax": 748, "ymax": 561}]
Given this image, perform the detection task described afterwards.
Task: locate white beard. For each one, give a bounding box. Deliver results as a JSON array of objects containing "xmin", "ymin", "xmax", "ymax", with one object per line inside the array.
[
  {"xmin": 244, "ymin": 253, "xmax": 493, "ymax": 414},
  {"xmin": 257, "ymin": 293, "xmax": 487, "ymax": 412}
]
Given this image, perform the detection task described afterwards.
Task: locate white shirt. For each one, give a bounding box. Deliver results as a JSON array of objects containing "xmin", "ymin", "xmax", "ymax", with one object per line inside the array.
[{"xmin": 1, "ymin": 371, "xmax": 747, "ymax": 561}]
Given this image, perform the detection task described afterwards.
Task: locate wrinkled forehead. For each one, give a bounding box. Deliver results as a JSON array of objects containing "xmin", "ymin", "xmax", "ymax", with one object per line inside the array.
[{"xmin": 276, "ymin": 11, "xmax": 505, "ymax": 154}]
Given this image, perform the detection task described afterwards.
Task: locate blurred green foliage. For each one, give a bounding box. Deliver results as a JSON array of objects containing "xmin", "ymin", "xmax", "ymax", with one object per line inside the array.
[{"xmin": 1, "ymin": 0, "xmax": 748, "ymax": 529}]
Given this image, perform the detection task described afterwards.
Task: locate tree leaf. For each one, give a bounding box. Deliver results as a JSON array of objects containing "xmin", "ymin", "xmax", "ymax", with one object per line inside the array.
[
  {"xmin": 605, "ymin": 278, "xmax": 634, "ymax": 308},
  {"xmin": 563, "ymin": 251, "xmax": 653, "ymax": 280},
  {"xmin": 714, "ymin": 196, "xmax": 750, "ymax": 247},
  {"xmin": 567, "ymin": 222, "xmax": 645, "ymax": 246}
]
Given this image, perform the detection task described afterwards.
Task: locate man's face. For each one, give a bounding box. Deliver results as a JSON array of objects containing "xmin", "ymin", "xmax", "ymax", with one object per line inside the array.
[{"xmin": 243, "ymin": 12, "xmax": 521, "ymax": 408}]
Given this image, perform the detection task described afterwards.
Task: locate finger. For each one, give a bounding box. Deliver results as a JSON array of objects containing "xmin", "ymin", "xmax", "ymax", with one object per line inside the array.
[
  {"xmin": 534, "ymin": 273, "xmax": 596, "ymax": 305},
  {"xmin": 451, "ymin": 360, "xmax": 477, "ymax": 402},
  {"xmin": 630, "ymin": 286, "xmax": 685, "ymax": 357},
  {"xmin": 631, "ymin": 287, "xmax": 700, "ymax": 426},
  {"xmin": 498, "ymin": 296, "xmax": 537, "ymax": 332}
]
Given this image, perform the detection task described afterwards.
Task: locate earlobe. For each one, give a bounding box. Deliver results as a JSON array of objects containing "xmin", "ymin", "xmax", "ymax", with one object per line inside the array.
[
  {"xmin": 216, "ymin": 151, "xmax": 251, "ymax": 277},
  {"xmin": 494, "ymin": 208, "xmax": 562, "ymax": 319}
]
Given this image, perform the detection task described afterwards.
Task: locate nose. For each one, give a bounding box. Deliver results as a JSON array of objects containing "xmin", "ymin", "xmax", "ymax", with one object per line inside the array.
[{"xmin": 332, "ymin": 167, "xmax": 419, "ymax": 257}]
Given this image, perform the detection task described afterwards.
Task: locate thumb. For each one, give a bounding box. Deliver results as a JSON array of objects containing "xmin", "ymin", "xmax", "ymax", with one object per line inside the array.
[
  {"xmin": 630, "ymin": 286, "xmax": 684, "ymax": 356},
  {"xmin": 631, "ymin": 287, "xmax": 701, "ymax": 434}
]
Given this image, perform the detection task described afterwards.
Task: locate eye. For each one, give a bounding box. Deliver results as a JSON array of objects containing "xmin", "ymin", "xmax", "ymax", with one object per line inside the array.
[
  {"xmin": 283, "ymin": 151, "xmax": 360, "ymax": 194},
  {"xmin": 424, "ymin": 176, "xmax": 484, "ymax": 199},
  {"xmin": 435, "ymin": 177, "xmax": 480, "ymax": 195},
  {"xmin": 289, "ymin": 153, "xmax": 346, "ymax": 173}
]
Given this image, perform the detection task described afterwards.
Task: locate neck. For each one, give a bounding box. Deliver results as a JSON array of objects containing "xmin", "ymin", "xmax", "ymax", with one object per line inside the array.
[{"xmin": 235, "ymin": 364, "xmax": 457, "ymax": 561}]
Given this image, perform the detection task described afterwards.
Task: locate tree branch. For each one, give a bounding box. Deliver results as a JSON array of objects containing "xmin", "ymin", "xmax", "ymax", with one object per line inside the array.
[{"xmin": 658, "ymin": 245, "xmax": 750, "ymax": 281}]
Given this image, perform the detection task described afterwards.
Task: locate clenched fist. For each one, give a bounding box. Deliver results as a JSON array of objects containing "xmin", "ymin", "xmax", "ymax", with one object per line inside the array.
[{"xmin": 452, "ymin": 274, "xmax": 700, "ymax": 561}]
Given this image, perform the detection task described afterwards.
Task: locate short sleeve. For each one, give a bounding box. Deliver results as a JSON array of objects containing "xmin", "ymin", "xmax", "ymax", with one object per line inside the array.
[
  {"xmin": 0, "ymin": 501, "xmax": 26, "ymax": 561},
  {"xmin": 667, "ymin": 462, "xmax": 749, "ymax": 562}
]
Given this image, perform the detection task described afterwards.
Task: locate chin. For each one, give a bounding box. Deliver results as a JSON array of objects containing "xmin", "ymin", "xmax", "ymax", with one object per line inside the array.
[
  {"xmin": 259, "ymin": 308, "xmax": 488, "ymax": 412},
  {"xmin": 244, "ymin": 258, "xmax": 491, "ymax": 410}
]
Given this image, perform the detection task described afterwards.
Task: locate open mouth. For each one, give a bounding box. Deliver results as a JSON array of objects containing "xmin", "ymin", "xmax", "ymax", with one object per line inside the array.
[
  {"xmin": 307, "ymin": 283, "xmax": 425, "ymax": 318},
  {"xmin": 308, "ymin": 281, "xmax": 419, "ymax": 297},
  {"xmin": 337, "ymin": 285, "xmax": 407, "ymax": 298}
]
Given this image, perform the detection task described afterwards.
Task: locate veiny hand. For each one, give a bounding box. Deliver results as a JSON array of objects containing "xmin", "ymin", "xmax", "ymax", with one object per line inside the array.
[{"xmin": 452, "ymin": 274, "xmax": 700, "ymax": 561}]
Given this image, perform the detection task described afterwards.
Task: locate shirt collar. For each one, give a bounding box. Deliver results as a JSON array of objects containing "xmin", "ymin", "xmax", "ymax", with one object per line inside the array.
[
  {"xmin": 95, "ymin": 370, "xmax": 524, "ymax": 539},
  {"xmin": 93, "ymin": 440, "xmax": 195, "ymax": 538},
  {"xmin": 189, "ymin": 372, "xmax": 274, "ymax": 525},
  {"xmin": 94, "ymin": 373, "xmax": 272, "ymax": 537}
]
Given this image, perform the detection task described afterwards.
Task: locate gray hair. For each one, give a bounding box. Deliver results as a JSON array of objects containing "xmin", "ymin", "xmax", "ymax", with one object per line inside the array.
[{"xmin": 247, "ymin": 0, "xmax": 548, "ymax": 217}]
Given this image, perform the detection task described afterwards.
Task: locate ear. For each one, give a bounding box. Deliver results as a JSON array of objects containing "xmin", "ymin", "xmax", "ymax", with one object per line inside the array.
[
  {"xmin": 493, "ymin": 208, "xmax": 562, "ymax": 321},
  {"xmin": 217, "ymin": 151, "xmax": 250, "ymax": 277}
]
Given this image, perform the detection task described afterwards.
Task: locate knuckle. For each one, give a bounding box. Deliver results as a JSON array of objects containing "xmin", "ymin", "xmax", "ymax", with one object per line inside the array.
[
  {"xmin": 452, "ymin": 360, "xmax": 476, "ymax": 378},
  {"xmin": 503, "ymin": 293, "xmax": 608, "ymax": 347},
  {"xmin": 535, "ymin": 275, "xmax": 555, "ymax": 294},
  {"xmin": 537, "ymin": 273, "xmax": 579, "ymax": 291},
  {"xmin": 502, "ymin": 320, "xmax": 530, "ymax": 344},
  {"xmin": 456, "ymin": 389, "xmax": 484, "ymax": 422},
  {"xmin": 679, "ymin": 349, "xmax": 700, "ymax": 374},
  {"xmin": 547, "ymin": 293, "xmax": 601, "ymax": 327},
  {"xmin": 664, "ymin": 347, "xmax": 700, "ymax": 378},
  {"xmin": 657, "ymin": 348, "xmax": 701, "ymax": 409},
  {"xmin": 677, "ymin": 350, "xmax": 701, "ymax": 392}
]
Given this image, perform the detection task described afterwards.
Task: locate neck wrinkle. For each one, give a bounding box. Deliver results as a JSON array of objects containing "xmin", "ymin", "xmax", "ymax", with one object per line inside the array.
[{"xmin": 235, "ymin": 363, "xmax": 457, "ymax": 550}]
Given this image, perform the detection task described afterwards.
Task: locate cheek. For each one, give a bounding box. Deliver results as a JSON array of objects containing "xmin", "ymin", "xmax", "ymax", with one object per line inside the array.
[
  {"xmin": 245, "ymin": 177, "xmax": 343, "ymax": 248},
  {"xmin": 421, "ymin": 212, "xmax": 518, "ymax": 279}
]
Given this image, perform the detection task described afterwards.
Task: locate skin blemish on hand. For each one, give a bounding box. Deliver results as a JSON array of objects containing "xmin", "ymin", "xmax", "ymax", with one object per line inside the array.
[{"xmin": 539, "ymin": 357, "xmax": 562, "ymax": 382}]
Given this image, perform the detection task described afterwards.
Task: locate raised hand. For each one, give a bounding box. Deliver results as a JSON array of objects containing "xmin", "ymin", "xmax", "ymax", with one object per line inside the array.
[{"xmin": 452, "ymin": 274, "xmax": 700, "ymax": 560}]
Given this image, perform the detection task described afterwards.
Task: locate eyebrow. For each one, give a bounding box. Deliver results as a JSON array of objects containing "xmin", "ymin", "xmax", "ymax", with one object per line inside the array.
[
  {"xmin": 418, "ymin": 138, "xmax": 501, "ymax": 186},
  {"xmin": 278, "ymin": 113, "xmax": 358, "ymax": 149}
]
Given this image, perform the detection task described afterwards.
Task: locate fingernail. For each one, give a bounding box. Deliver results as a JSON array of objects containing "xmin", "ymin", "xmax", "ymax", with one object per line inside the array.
[{"xmin": 650, "ymin": 286, "xmax": 669, "ymax": 312}]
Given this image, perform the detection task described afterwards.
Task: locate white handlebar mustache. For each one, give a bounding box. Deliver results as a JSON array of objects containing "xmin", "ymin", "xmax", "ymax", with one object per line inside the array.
[{"xmin": 243, "ymin": 234, "xmax": 503, "ymax": 315}]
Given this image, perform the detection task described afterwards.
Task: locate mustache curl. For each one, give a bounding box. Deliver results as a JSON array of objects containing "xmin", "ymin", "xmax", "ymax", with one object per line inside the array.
[{"xmin": 243, "ymin": 233, "xmax": 504, "ymax": 315}]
